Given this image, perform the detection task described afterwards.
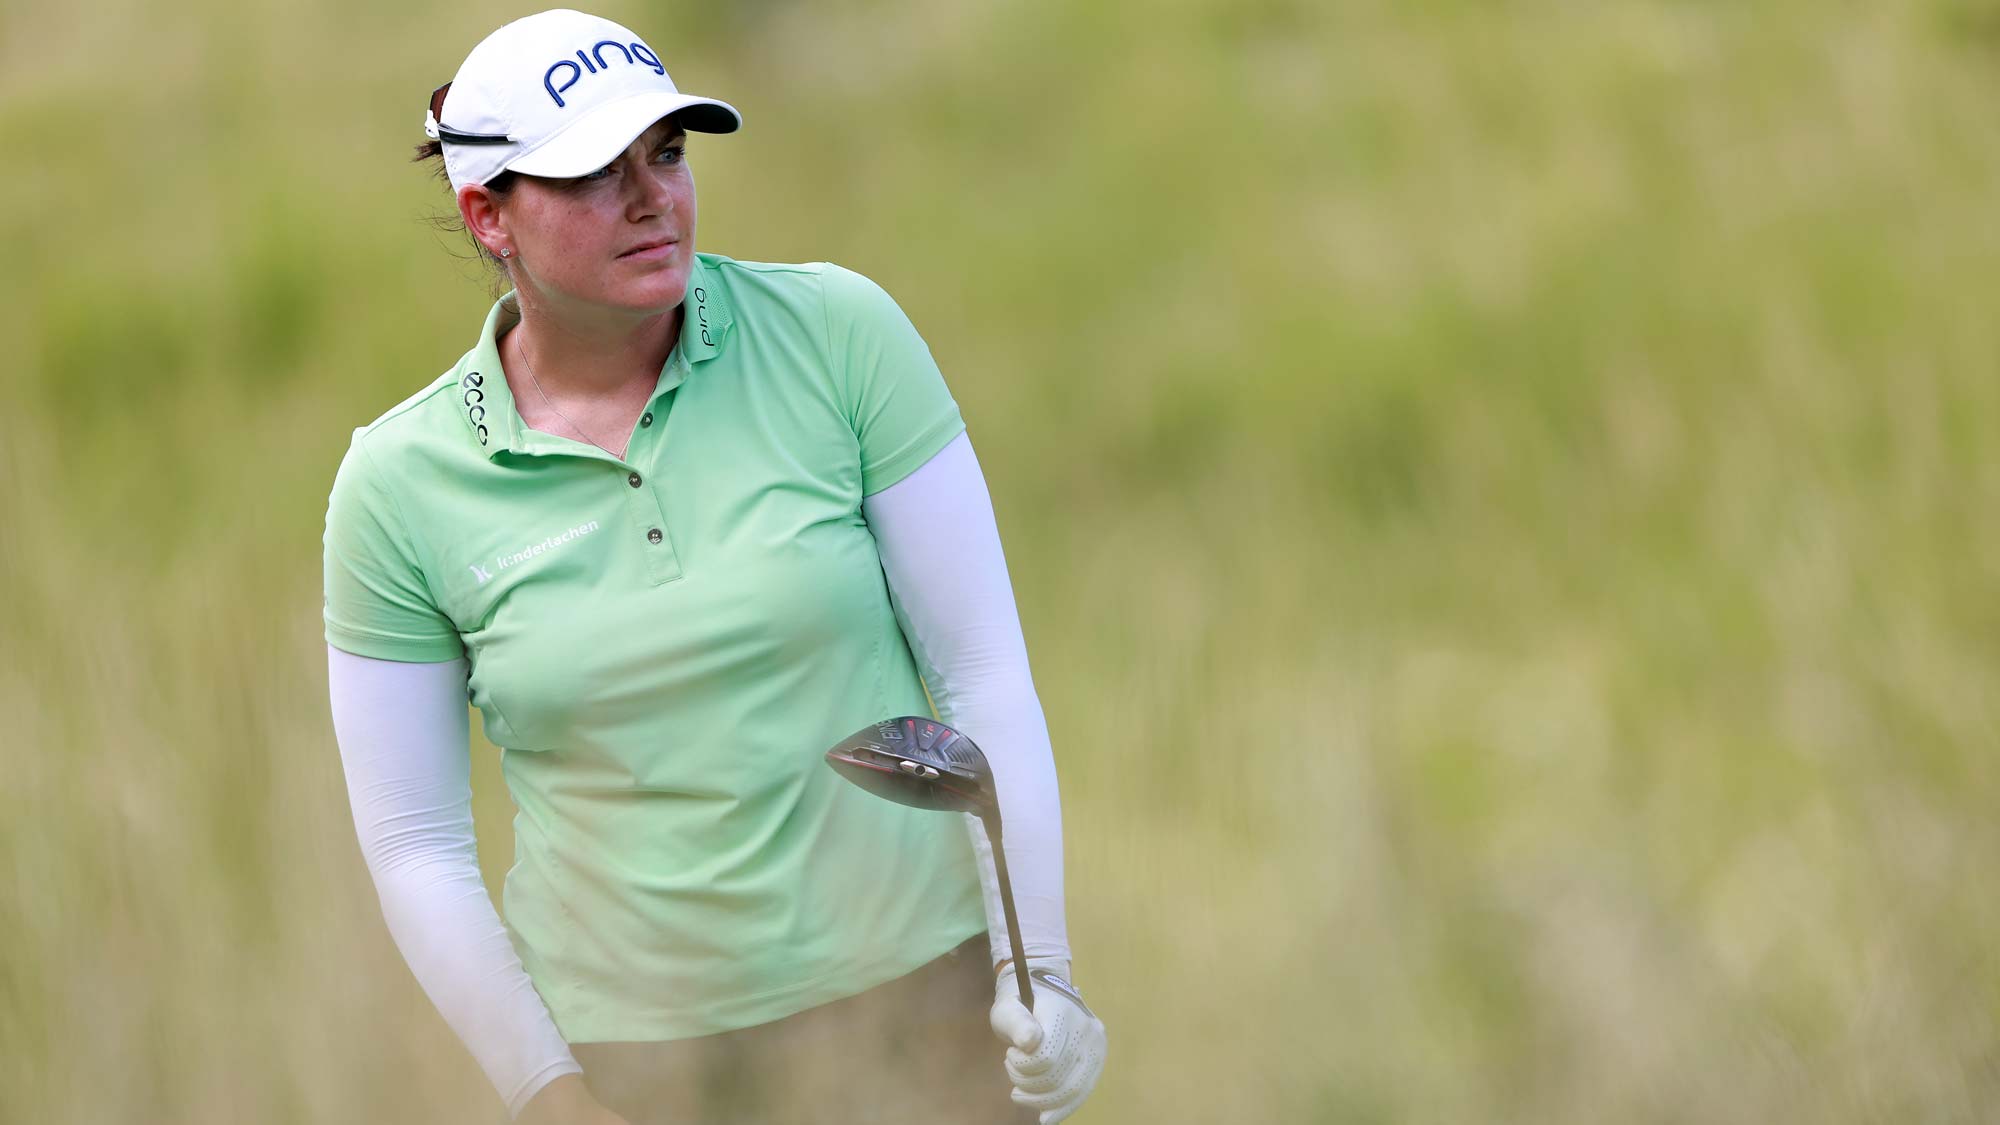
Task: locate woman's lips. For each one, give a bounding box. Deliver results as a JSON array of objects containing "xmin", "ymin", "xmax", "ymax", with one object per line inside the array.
[{"xmin": 619, "ymin": 239, "xmax": 678, "ymax": 261}]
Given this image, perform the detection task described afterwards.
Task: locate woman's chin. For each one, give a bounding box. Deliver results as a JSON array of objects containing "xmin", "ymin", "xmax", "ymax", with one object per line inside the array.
[{"xmin": 599, "ymin": 272, "xmax": 690, "ymax": 316}]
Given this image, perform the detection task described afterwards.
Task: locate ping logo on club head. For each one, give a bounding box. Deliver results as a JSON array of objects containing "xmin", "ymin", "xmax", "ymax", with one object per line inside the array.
[{"xmin": 543, "ymin": 40, "xmax": 667, "ymax": 108}]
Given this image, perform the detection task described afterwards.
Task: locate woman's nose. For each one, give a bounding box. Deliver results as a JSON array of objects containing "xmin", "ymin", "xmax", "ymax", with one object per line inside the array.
[{"xmin": 626, "ymin": 163, "xmax": 675, "ymax": 217}]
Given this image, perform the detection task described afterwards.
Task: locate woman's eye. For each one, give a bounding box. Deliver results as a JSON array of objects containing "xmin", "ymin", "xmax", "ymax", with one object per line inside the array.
[{"xmin": 566, "ymin": 144, "xmax": 680, "ymax": 186}]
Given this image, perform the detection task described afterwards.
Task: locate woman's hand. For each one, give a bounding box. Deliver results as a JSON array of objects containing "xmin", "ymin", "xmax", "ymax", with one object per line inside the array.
[
  {"xmin": 989, "ymin": 958, "xmax": 1108, "ymax": 1124},
  {"xmin": 516, "ymin": 1072, "xmax": 632, "ymax": 1125}
]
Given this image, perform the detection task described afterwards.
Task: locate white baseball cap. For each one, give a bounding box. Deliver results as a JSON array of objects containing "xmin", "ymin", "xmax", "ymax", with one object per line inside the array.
[{"xmin": 425, "ymin": 8, "xmax": 741, "ymax": 191}]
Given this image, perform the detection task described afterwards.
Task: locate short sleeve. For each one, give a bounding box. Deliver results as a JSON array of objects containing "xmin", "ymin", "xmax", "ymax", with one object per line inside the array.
[
  {"xmin": 822, "ymin": 264, "xmax": 967, "ymax": 496},
  {"xmin": 322, "ymin": 431, "xmax": 466, "ymax": 663}
]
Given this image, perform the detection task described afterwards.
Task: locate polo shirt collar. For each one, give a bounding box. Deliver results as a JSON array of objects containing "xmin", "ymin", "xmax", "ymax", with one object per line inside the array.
[
  {"xmin": 457, "ymin": 254, "xmax": 736, "ymax": 459},
  {"xmin": 680, "ymin": 253, "xmax": 734, "ymax": 364}
]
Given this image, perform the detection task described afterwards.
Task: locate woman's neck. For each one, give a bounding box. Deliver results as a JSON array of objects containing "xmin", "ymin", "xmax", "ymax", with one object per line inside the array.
[{"xmin": 505, "ymin": 290, "xmax": 684, "ymax": 397}]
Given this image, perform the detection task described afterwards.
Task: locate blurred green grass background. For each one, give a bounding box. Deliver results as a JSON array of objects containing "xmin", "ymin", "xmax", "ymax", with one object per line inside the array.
[{"xmin": 6, "ymin": 0, "xmax": 2000, "ymax": 1120}]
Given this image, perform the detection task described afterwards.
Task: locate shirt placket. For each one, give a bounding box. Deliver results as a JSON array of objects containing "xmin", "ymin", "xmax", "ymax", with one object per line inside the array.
[
  {"xmin": 622, "ymin": 348, "xmax": 688, "ymax": 586},
  {"xmin": 473, "ymin": 295, "xmax": 698, "ymax": 589}
]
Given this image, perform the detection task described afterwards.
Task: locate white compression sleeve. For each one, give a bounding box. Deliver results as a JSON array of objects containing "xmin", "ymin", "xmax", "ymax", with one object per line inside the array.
[
  {"xmin": 862, "ymin": 430, "xmax": 1072, "ymax": 971},
  {"xmin": 325, "ymin": 646, "xmax": 582, "ymax": 1118}
]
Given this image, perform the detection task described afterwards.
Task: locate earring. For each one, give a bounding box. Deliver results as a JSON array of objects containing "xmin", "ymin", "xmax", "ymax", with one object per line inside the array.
[{"xmin": 499, "ymin": 247, "xmax": 512, "ymax": 258}]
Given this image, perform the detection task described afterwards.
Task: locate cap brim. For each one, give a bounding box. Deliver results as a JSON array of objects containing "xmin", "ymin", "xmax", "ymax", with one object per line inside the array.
[{"xmin": 506, "ymin": 90, "xmax": 741, "ymax": 179}]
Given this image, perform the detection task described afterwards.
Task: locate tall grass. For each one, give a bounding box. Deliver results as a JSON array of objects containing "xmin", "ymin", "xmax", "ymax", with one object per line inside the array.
[{"xmin": 5, "ymin": 0, "xmax": 1999, "ymax": 1120}]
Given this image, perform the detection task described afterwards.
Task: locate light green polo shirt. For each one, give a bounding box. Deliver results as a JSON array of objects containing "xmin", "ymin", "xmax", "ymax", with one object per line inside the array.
[{"xmin": 322, "ymin": 253, "xmax": 986, "ymax": 1042}]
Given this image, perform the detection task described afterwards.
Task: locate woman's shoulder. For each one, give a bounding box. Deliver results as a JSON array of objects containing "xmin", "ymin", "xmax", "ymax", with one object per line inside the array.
[
  {"xmin": 346, "ymin": 369, "xmax": 473, "ymax": 452},
  {"xmin": 696, "ymin": 252, "xmax": 887, "ymax": 303},
  {"xmin": 344, "ymin": 297, "xmax": 504, "ymax": 462},
  {"xmin": 354, "ymin": 370, "xmax": 465, "ymax": 434},
  {"xmin": 697, "ymin": 251, "xmax": 827, "ymax": 278},
  {"xmin": 335, "ymin": 356, "xmax": 486, "ymax": 492},
  {"xmin": 696, "ymin": 254, "xmax": 913, "ymax": 348}
]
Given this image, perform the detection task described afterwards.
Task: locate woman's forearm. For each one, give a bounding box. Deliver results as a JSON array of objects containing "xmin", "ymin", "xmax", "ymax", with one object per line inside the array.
[
  {"xmin": 861, "ymin": 432, "xmax": 1073, "ymax": 969},
  {"xmin": 326, "ymin": 646, "xmax": 582, "ymax": 1117}
]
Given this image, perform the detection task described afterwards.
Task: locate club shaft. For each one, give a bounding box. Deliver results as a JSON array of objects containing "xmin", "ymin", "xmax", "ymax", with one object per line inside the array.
[{"xmin": 985, "ymin": 814, "xmax": 1034, "ymax": 1011}]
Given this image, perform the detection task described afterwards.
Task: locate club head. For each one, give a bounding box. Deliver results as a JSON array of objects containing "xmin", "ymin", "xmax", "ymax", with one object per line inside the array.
[
  {"xmin": 826, "ymin": 715, "xmax": 1032, "ymax": 1012},
  {"xmin": 824, "ymin": 716, "xmax": 996, "ymax": 817}
]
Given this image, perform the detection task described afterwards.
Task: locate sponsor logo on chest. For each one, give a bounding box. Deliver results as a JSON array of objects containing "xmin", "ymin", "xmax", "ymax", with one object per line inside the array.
[{"xmin": 470, "ymin": 520, "xmax": 601, "ymax": 584}]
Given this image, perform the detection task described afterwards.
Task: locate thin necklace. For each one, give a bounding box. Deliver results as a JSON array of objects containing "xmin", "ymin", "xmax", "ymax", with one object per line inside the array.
[{"xmin": 516, "ymin": 332, "xmax": 623, "ymax": 459}]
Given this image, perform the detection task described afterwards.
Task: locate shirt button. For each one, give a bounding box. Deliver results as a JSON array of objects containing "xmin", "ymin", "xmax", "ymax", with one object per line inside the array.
[
  {"xmin": 628, "ymin": 472, "xmax": 643, "ymax": 488},
  {"xmin": 640, "ymin": 412, "xmax": 653, "ymax": 427},
  {"xmin": 647, "ymin": 528, "xmax": 663, "ymax": 544}
]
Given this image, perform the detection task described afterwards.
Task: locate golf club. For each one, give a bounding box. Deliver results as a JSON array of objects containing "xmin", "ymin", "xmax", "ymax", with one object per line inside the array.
[{"xmin": 825, "ymin": 716, "xmax": 1034, "ymax": 1011}]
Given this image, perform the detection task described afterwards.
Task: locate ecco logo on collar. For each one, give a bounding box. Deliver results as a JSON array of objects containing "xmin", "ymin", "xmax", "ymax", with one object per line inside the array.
[
  {"xmin": 543, "ymin": 41, "xmax": 666, "ymax": 108},
  {"xmin": 463, "ymin": 371, "xmax": 490, "ymax": 446}
]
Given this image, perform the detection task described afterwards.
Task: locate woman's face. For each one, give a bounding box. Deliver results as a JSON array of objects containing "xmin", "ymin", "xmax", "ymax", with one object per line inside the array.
[{"xmin": 463, "ymin": 116, "xmax": 697, "ymax": 321}]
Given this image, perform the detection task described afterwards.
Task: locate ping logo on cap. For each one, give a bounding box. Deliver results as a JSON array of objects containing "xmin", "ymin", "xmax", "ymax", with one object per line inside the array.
[{"xmin": 544, "ymin": 40, "xmax": 667, "ymax": 108}]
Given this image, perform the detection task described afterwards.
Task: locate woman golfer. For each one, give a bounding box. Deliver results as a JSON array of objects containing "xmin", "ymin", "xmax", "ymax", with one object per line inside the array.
[{"xmin": 321, "ymin": 9, "xmax": 1105, "ymax": 1124}]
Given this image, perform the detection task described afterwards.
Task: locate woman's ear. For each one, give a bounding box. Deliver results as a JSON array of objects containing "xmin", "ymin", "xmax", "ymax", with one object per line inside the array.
[{"xmin": 458, "ymin": 184, "xmax": 508, "ymax": 258}]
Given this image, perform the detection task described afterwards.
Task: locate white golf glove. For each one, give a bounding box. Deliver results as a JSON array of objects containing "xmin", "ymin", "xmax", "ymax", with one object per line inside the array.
[{"xmin": 988, "ymin": 957, "xmax": 1107, "ymax": 1124}]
